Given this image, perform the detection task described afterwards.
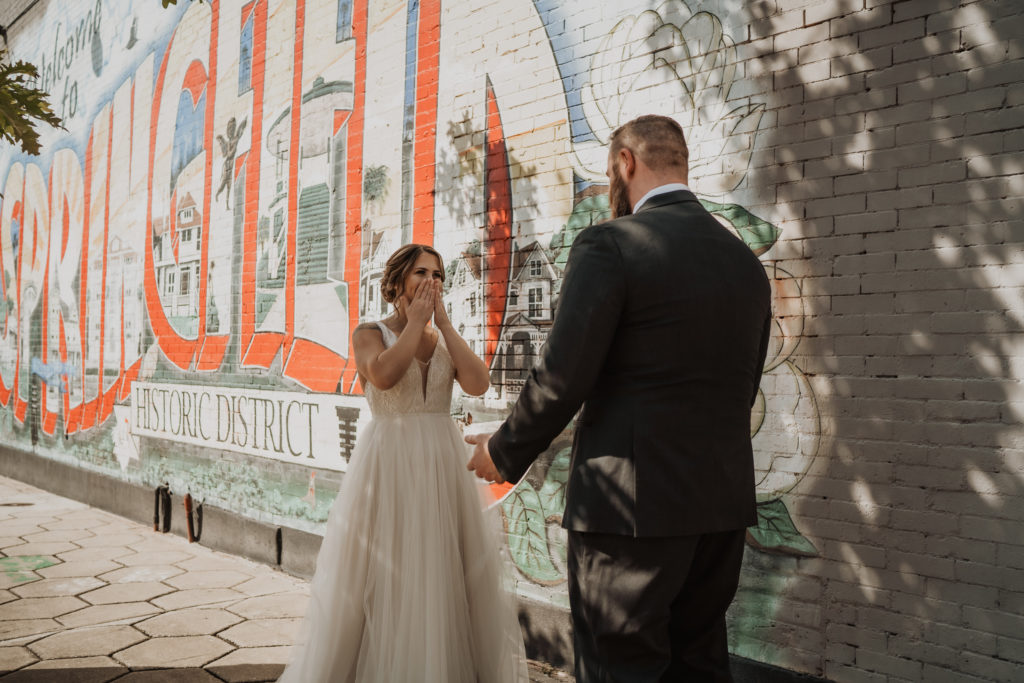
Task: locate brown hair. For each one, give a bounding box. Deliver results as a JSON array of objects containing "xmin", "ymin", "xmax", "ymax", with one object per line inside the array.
[
  {"xmin": 608, "ymin": 115, "xmax": 689, "ymax": 171},
  {"xmin": 380, "ymin": 243, "xmax": 445, "ymax": 304}
]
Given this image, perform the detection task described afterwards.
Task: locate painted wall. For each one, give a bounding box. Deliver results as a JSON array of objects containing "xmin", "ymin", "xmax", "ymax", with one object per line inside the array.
[{"xmin": 1, "ymin": 0, "xmax": 1021, "ymax": 680}]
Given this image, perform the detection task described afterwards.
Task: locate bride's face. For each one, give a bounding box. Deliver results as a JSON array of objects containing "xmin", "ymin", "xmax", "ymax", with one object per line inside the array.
[{"xmin": 399, "ymin": 252, "xmax": 443, "ymax": 306}]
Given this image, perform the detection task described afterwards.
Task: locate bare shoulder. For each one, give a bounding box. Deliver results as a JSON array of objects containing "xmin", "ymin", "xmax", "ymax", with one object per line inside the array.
[{"xmin": 353, "ymin": 322, "xmax": 384, "ymax": 342}]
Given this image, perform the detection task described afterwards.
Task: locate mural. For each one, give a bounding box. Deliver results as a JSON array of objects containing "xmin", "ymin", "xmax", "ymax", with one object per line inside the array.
[{"xmin": 1, "ymin": 0, "xmax": 820, "ymax": 661}]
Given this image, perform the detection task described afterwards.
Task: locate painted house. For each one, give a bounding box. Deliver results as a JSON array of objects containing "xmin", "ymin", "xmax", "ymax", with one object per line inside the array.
[
  {"xmin": 153, "ymin": 193, "xmax": 203, "ymax": 326},
  {"xmin": 359, "ymin": 229, "xmax": 397, "ymax": 320},
  {"xmin": 488, "ymin": 240, "xmax": 559, "ymax": 400},
  {"xmin": 444, "ymin": 246, "xmax": 484, "ymax": 357}
]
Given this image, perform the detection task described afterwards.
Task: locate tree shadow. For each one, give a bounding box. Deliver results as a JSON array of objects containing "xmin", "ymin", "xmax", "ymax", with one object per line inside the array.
[{"xmin": 737, "ymin": 0, "xmax": 1023, "ymax": 678}]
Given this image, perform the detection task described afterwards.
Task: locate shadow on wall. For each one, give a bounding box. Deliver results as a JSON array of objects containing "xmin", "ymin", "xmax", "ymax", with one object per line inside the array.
[{"xmin": 738, "ymin": 0, "xmax": 1022, "ymax": 678}]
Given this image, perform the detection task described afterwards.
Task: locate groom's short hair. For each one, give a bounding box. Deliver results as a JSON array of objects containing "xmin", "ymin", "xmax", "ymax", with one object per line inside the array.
[{"xmin": 609, "ymin": 115, "xmax": 689, "ymax": 172}]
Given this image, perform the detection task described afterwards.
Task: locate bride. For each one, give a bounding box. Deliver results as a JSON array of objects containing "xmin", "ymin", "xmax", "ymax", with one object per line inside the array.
[{"xmin": 279, "ymin": 244, "xmax": 527, "ymax": 682}]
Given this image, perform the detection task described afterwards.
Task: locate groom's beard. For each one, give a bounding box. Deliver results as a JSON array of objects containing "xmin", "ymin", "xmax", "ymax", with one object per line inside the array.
[{"xmin": 609, "ymin": 166, "xmax": 632, "ymax": 219}]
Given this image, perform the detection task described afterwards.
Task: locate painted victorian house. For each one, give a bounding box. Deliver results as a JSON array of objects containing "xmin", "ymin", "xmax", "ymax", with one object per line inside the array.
[
  {"xmin": 443, "ymin": 243, "xmax": 485, "ymax": 358},
  {"xmin": 152, "ymin": 192, "xmax": 202, "ymax": 331},
  {"xmin": 487, "ymin": 240, "xmax": 560, "ymax": 404},
  {"xmin": 359, "ymin": 229, "xmax": 397, "ymax": 321}
]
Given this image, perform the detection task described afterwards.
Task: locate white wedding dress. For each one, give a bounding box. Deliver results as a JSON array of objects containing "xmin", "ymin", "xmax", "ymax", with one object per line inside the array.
[{"xmin": 279, "ymin": 321, "xmax": 528, "ymax": 683}]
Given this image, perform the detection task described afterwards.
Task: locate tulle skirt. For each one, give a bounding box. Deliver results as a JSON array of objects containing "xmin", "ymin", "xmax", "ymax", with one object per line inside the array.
[{"xmin": 278, "ymin": 413, "xmax": 528, "ymax": 683}]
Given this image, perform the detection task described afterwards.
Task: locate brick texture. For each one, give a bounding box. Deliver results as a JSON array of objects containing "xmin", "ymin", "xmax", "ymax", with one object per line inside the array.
[{"xmin": 1, "ymin": 1, "xmax": 1021, "ymax": 682}]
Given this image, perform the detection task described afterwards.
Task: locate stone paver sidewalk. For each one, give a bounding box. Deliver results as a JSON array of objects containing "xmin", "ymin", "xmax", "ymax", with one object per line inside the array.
[{"xmin": 0, "ymin": 476, "xmax": 572, "ymax": 682}]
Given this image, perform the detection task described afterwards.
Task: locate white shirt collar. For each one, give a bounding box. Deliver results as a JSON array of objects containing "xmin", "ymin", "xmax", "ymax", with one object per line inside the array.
[{"xmin": 632, "ymin": 183, "xmax": 690, "ymax": 214}]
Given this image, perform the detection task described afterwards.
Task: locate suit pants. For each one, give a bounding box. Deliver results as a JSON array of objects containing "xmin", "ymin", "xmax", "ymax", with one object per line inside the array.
[{"xmin": 567, "ymin": 528, "xmax": 746, "ymax": 683}]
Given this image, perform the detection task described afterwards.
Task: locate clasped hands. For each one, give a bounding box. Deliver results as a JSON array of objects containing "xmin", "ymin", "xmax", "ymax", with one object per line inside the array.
[{"xmin": 465, "ymin": 433, "xmax": 505, "ymax": 484}]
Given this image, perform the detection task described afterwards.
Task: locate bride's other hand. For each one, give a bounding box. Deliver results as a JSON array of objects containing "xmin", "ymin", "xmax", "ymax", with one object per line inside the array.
[
  {"xmin": 406, "ymin": 279, "xmax": 434, "ymax": 329},
  {"xmin": 432, "ymin": 281, "xmax": 452, "ymax": 328},
  {"xmin": 465, "ymin": 433, "xmax": 505, "ymax": 484}
]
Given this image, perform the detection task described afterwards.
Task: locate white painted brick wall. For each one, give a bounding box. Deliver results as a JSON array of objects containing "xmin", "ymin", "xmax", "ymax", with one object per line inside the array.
[{"xmin": 744, "ymin": 0, "xmax": 1024, "ymax": 679}]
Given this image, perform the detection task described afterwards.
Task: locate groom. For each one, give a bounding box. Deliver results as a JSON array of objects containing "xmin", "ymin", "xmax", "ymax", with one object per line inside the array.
[{"xmin": 467, "ymin": 115, "xmax": 772, "ymax": 681}]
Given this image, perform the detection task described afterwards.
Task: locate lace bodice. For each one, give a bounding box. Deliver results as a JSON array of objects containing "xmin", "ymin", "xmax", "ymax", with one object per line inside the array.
[{"xmin": 364, "ymin": 321, "xmax": 456, "ymax": 417}]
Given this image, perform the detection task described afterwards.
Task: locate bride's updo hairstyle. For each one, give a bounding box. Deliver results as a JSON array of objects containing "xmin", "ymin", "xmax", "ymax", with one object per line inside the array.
[{"xmin": 380, "ymin": 243, "xmax": 446, "ymax": 306}]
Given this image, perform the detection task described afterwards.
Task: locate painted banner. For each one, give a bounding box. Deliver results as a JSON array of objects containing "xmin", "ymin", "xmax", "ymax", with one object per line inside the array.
[{"xmin": 130, "ymin": 381, "xmax": 366, "ymax": 471}]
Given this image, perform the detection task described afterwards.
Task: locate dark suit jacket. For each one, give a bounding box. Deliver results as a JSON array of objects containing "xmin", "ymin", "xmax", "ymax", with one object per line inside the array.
[{"xmin": 488, "ymin": 190, "xmax": 772, "ymax": 537}]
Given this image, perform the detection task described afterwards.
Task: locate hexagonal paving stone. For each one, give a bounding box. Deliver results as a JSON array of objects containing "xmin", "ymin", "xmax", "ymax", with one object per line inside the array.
[
  {"xmin": 217, "ymin": 618, "xmax": 301, "ymax": 647},
  {"xmin": 12, "ymin": 656, "xmax": 127, "ymax": 683},
  {"xmin": 99, "ymin": 565, "xmax": 184, "ymax": 584},
  {"xmin": 0, "ymin": 596, "xmax": 87, "ymax": 620},
  {"xmin": 0, "ymin": 619, "xmax": 60, "ymax": 641},
  {"xmin": 0, "ymin": 646, "xmax": 37, "ymax": 674},
  {"xmin": 219, "ymin": 573, "xmax": 301, "ymax": 597},
  {"xmin": 88, "ymin": 522, "xmax": 145, "ymax": 536},
  {"xmin": 40, "ymin": 516, "xmax": 108, "ymax": 531},
  {"xmin": 113, "ymin": 635, "xmax": 232, "ymax": 669},
  {"xmin": 0, "ymin": 537, "xmax": 26, "ymax": 549},
  {"xmin": 37, "ymin": 560, "xmax": 122, "ymax": 579},
  {"xmin": 80, "ymin": 582, "xmax": 174, "ymax": 605},
  {"xmin": 165, "ymin": 570, "xmax": 252, "ymax": 591},
  {"xmin": 28, "ymin": 624, "xmax": 145, "ymax": 659},
  {"xmin": 21, "ymin": 529, "xmax": 95, "ymax": 543},
  {"xmin": 75, "ymin": 533, "xmax": 145, "ymax": 548},
  {"xmin": 172, "ymin": 555, "xmax": 250, "ymax": 573},
  {"xmin": 0, "ymin": 525, "xmax": 45, "ymax": 538},
  {"xmin": 117, "ymin": 551, "xmax": 195, "ymax": 567},
  {"xmin": 127, "ymin": 536, "xmax": 188, "ymax": 550},
  {"xmin": 151, "ymin": 588, "xmax": 244, "ymax": 611},
  {"xmin": 11, "ymin": 577, "xmax": 105, "ymax": 599},
  {"xmin": 3, "ymin": 542, "xmax": 80, "ymax": 557},
  {"xmin": 56, "ymin": 602, "xmax": 162, "ymax": 629},
  {"xmin": 114, "ymin": 668, "xmax": 222, "ymax": 682},
  {"xmin": 227, "ymin": 593, "xmax": 309, "ymax": 620},
  {"xmin": 0, "ymin": 573, "xmax": 38, "ymax": 590},
  {"xmin": 56, "ymin": 547, "xmax": 135, "ymax": 563},
  {"xmin": 0, "ymin": 556, "xmax": 58, "ymax": 590},
  {"xmin": 205, "ymin": 645, "xmax": 290, "ymax": 682},
  {"xmin": 135, "ymin": 608, "xmax": 243, "ymax": 637},
  {"xmin": 0, "ymin": 589, "xmax": 16, "ymax": 605}
]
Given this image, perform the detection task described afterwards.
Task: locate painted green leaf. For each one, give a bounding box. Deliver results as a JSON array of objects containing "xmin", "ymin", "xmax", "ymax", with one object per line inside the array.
[
  {"xmin": 537, "ymin": 447, "xmax": 571, "ymax": 520},
  {"xmin": 550, "ymin": 194, "xmax": 611, "ymax": 267},
  {"xmin": 699, "ymin": 200, "xmax": 781, "ymax": 256},
  {"xmin": 502, "ymin": 483, "xmax": 563, "ymax": 585},
  {"xmin": 747, "ymin": 499, "xmax": 817, "ymax": 557}
]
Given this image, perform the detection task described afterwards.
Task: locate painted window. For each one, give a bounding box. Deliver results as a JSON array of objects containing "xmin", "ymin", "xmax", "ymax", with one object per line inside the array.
[
  {"xmin": 165, "ymin": 271, "xmax": 176, "ymax": 296},
  {"xmin": 239, "ymin": 2, "xmax": 255, "ymax": 95},
  {"xmin": 530, "ymin": 259, "xmax": 541, "ymax": 276},
  {"xmin": 509, "ymin": 289, "xmax": 518, "ymax": 305},
  {"xmin": 180, "ymin": 267, "xmax": 191, "ymax": 296},
  {"xmin": 469, "ymin": 292, "xmax": 477, "ymax": 317},
  {"xmin": 529, "ymin": 287, "xmax": 542, "ymax": 317},
  {"xmin": 336, "ymin": 0, "xmax": 353, "ymax": 42}
]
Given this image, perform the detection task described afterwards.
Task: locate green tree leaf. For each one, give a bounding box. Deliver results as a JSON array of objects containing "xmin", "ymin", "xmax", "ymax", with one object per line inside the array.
[
  {"xmin": 502, "ymin": 482, "xmax": 563, "ymax": 585},
  {"xmin": 699, "ymin": 200, "xmax": 780, "ymax": 256},
  {"xmin": 0, "ymin": 49, "xmax": 64, "ymax": 156},
  {"xmin": 746, "ymin": 498, "xmax": 817, "ymax": 557}
]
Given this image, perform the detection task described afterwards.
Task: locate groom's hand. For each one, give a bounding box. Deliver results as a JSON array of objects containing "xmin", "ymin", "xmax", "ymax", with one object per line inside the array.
[{"xmin": 465, "ymin": 433, "xmax": 505, "ymax": 484}]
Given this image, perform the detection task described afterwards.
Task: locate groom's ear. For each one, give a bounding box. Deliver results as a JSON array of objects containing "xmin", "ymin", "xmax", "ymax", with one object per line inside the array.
[{"xmin": 618, "ymin": 147, "xmax": 637, "ymax": 180}]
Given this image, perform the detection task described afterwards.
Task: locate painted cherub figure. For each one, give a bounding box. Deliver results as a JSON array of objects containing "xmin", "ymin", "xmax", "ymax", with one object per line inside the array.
[{"xmin": 216, "ymin": 116, "xmax": 247, "ymax": 209}]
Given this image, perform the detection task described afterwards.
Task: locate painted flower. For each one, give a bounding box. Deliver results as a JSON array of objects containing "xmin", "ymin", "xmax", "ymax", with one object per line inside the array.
[{"xmin": 573, "ymin": 1, "xmax": 765, "ymax": 196}]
